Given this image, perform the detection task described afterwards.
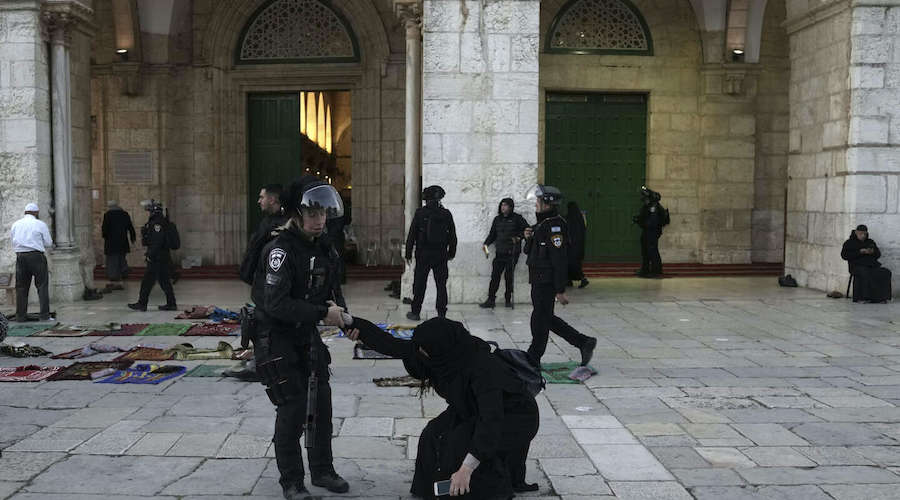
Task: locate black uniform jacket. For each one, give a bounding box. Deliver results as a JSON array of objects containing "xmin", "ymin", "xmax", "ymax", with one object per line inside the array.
[
  {"xmin": 484, "ymin": 212, "xmax": 529, "ymax": 256},
  {"xmin": 405, "ymin": 204, "xmax": 458, "ymax": 259},
  {"xmin": 637, "ymin": 202, "xmax": 663, "ymax": 235},
  {"xmin": 841, "ymin": 233, "xmax": 883, "ymax": 273},
  {"xmin": 251, "ymin": 224, "xmax": 346, "ymax": 357},
  {"xmin": 524, "ymin": 210, "xmax": 569, "ymax": 293},
  {"xmin": 142, "ymin": 214, "xmax": 174, "ymax": 262},
  {"xmin": 102, "ymin": 207, "xmax": 136, "ymax": 255}
]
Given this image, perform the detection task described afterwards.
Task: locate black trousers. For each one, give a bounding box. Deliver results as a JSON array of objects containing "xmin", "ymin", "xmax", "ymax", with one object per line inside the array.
[
  {"xmin": 15, "ymin": 251, "xmax": 50, "ymax": 321},
  {"xmin": 640, "ymin": 230, "xmax": 662, "ymax": 275},
  {"xmin": 527, "ymin": 282, "xmax": 592, "ymax": 363},
  {"xmin": 852, "ymin": 266, "xmax": 893, "ymax": 302},
  {"xmin": 274, "ymin": 376, "xmax": 335, "ymax": 489},
  {"xmin": 411, "ymin": 252, "xmax": 448, "ymax": 316},
  {"xmin": 487, "ymin": 254, "xmax": 518, "ymax": 302},
  {"xmin": 137, "ymin": 257, "xmax": 176, "ymax": 306}
]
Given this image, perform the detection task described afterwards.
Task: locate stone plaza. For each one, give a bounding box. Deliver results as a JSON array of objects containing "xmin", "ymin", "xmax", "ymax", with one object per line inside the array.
[{"xmin": 3, "ymin": 277, "xmax": 900, "ymax": 498}]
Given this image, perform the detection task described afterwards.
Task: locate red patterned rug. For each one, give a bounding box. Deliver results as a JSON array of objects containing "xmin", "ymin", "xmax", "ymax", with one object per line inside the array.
[
  {"xmin": 114, "ymin": 347, "xmax": 174, "ymax": 362},
  {"xmin": 48, "ymin": 361, "xmax": 134, "ymax": 381},
  {"xmin": 184, "ymin": 323, "xmax": 240, "ymax": 336},
  {"xmin": 0, "ymin": 365, "xmax": 63, "ymax": 382}
]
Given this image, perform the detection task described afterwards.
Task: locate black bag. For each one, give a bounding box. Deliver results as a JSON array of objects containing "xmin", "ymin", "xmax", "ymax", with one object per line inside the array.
[
  {"xmin": 424, "ymin": 212, "xmax": 451, "ymax": 247},
  {"xmin": 239, "ymin": 305, "xmax": 256, "ymax": 349},
  {"xmin": 661, "ymin": 206, "xmax": 671, "ymax": 226},
  {"xmin": 166, "ymin": 223, "xmax": 181, "ymax": 250},
  {"xmin": 487, "ymin": 342, "xmax": 545, "ymax": 397}
]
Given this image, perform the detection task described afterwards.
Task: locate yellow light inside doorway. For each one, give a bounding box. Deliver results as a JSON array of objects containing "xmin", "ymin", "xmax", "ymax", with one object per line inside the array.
[
  {"xmin": 317, "ymin": 92, "xmax": 326, "ymax": 152},
  {"xmin": 325, "ymin": 104, "xmax": 332, "ymax": 153},
  {"xmin": 300, "ymin": 91, "xmax": 306, "ymax": 135},
  {"xmin": 306, "ymin": 92, "xmax": 317, "ymax": 143}
]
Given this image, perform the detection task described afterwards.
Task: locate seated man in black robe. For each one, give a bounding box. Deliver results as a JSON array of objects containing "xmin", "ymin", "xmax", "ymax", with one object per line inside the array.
[
  {"xmin": 841, "ymin": 224, "xmax": 892, "ymax": 303},
  {"xmin": 346, "ymin": 317, "xmax": 539, "ymax": 499}
]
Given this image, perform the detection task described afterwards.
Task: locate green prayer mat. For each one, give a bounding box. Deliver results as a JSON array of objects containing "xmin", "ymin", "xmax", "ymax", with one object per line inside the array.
[
  {"xmin": 6, "ymin": 322, "xmax": 58, "ymax": 337},
  {"xmin": 541, "ymin": 361, "xmax": 597, "ymax": 384},
  {"xmin": 184, "ymin": 364, "xmax": 238, "ymax": 377},
  {"xmin": 137, "ymin": 323, "xmax": 193, "ymax": 336}
]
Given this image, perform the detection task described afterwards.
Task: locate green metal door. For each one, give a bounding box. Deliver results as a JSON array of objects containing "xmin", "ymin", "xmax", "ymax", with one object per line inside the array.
[
  {"xmin": 545, "ymin": 93, "xmax": 647, "ymax": 261},
  {"xmin": 247, "ymin": 93, "xmax": 302, "ymax": 235}
]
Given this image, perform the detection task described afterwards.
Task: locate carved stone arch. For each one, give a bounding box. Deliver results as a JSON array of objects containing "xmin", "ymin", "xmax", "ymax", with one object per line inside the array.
[
  {"xmin": 546, "ymin": 0, "xmax": 654, "ymax": 55},
  {"xmin": 202, "ymin": 0, "xmax": 390, "ymax": 69}
]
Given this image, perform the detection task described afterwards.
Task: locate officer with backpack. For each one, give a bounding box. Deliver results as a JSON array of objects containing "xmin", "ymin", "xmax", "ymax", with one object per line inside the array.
[
  {"xmin": 128, "ymin": 200, "xmax": 180, "ymax": 311},
  {"xmin": 523, "ymin": 185, "xmax": 596, "ymax": 367},
  {"xmin": 633, "ymin": 186, "xmax": 669, "ymax": 278},
  {"xmin": 405, "ymin": 185, "xmax": 457, "ymax": 321}
]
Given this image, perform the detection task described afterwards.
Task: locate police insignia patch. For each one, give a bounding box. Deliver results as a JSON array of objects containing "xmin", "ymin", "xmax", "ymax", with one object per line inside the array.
[
  {"xmin": 154, "ymin": 224, "xmax": 162, "ymax": 232},
  {"xmin": 552, "ymin": 235, "xmax": 562, "ymax": 248},
  {"xmin": 269, "ymin": 248, "xmax": 286, "ymax": 271}
]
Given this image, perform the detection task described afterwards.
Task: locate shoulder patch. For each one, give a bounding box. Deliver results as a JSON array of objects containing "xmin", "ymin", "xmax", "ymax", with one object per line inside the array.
[
  {"xmin": 551, "ymin": 226, "xmax": 561, "ymax": 232},
  {"xmin": 154, "ymin": 224, "xmax": 162, "ymax": 232},
  {"xmin": 268, "ymin": 248, "xmax": 287, "ymax": 272},
  {"xmin": 552, "ymin": 234, "xmax": 563, "ymax": 248}
]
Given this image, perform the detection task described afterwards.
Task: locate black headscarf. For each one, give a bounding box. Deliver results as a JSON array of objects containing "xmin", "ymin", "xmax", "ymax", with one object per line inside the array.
[{"xmin": 566, "ymin": 201, "xmax": 586, "ymax": 261}]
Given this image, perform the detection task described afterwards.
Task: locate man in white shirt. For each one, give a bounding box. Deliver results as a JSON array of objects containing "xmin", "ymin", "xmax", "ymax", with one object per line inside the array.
[{"xmin": 10, "ymin": 203, "xmax": 53, "ymax": 321}]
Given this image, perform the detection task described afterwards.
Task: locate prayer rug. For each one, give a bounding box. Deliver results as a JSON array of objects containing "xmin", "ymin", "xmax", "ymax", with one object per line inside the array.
[
  {"xmin": 541, "ymin": 362, "xmax": 598, "ymax": 384},
  {"xmin": 6, "ymin": 323, "xmax": 58, "ymax": 337},
  {"xmin": 0, "ymin": 344, "xmax": 51, "ymax": 358},
  {"xmin": 48, "ymin": 361, "xmax": 134, "ymax": 381},
  {"xmin": 165, "ymin": 341, "xmax": 233, "ymax": 360},
  {"xmin": 0, "ymin": 365, "xmax": 63, "ymax": 382},
  {"xmin": 114, "ymin": 347, "xmax": 174, "ymax": 362},
  {"xmin": 51, "ymin": 343, "xmax": 125, "ymax": 360},
  {"xmin": 32, "ymin": 328, "xmax": 91, "ymax": 337},
  {"xmin": 94, "ymin": 363, "xmax": 186, "ymax": 384},
  {"xmin": 184, "ymin": 323, "xmax": 240, "ymax": 336},
  {"xmin": 375, "ymin": 323, "xmax": 415, "ymax": 340},
  {"xmin": 373, "ymin": 375, "xmax": 421, "ymax": 387},
  {"xmin": 175, "ymin": 305, "xmax": 214, "ymax": 320},
  {"xmin": 88, "ymin": 323, "xmax": 148, "ymax": 336},
  {"xmin": 137, "ymin": 323, "xmax": 193, "ymax": 336},
  {"xmin": 353, "ymin": 344, "xmax": 399, "ymax": 360},
  {"xmin": 185, "ymin": 364, "xmax": 239, "ymax": 377}
]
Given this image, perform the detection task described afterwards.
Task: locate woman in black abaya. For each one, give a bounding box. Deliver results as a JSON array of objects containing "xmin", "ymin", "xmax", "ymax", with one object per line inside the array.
[
  {"xmin": 346, "ymin": 317, "xmax": 539, "ymax": 499},
  {"xmin": 841, "ymin": 224, "xmax": 892, "ymax": 302},
  {"xmin": 566, "ymin": 202, "xmax": 589, "ymax": 288}
]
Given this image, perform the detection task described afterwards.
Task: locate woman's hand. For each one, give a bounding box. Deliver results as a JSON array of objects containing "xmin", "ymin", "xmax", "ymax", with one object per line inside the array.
[
  {"xmin": 347, "ymin": 328, "xmax": 360, "ymax": 341},
  {"xmin": 449, "ymin": 464, "xmax": 473, "ymax": 496}
]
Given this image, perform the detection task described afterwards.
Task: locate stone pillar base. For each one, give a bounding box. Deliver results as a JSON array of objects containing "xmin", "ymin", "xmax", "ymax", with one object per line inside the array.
[{"xmin": 51, "ymin": 247, "xmax": 83, "ymax": 303}]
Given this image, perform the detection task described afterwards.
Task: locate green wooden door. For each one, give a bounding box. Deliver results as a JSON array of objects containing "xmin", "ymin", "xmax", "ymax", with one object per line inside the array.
[
  {"xmin": 545, "ymin": 93, "xmax": 647, "ymax": 261},
  {"xmin": 247, "ymin": 93, "xmax": 302, "ymax": 235}
]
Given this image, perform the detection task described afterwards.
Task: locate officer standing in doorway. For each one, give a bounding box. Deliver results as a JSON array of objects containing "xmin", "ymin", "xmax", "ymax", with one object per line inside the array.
[
  {"xmin": 128, "ymin": 200, "xmax": 179, "ymax": 311},
  {"xmin": 405, "ymin": 185, "xmax": 457, "ymax": 321},
  {"xmin": 252, "ymin": 176, "xmax": 349, "ymax": 500},
  {"xmin": 523, "ymin": 185, "xmax": 596, "ymax": 367},
  {"xmin": 479, "ymin": 198, "xmax": 529, "ymax": 309},
  {"xmin": 633, "ymin": 186, "xmax": 668, "ymax": 278}
]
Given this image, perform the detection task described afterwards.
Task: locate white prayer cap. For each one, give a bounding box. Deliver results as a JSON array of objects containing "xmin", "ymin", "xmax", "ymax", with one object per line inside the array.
[
  {"xmin": 107, "ymin": 200, "xmax": 118, "ymax": 207},
  {"xmin": 24, "ymin": 203, "xmax": 39, "ymax": 212}
]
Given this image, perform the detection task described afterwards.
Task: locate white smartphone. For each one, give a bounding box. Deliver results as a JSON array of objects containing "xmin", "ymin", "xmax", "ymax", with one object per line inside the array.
[{"xmin": 434, "ymin": 479, "xmax": 452, "ymax": 496}]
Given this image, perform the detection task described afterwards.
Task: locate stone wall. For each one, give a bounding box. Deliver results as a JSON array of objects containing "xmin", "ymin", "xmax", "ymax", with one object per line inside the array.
[
  {"xmin": 539, "ymin": 0, "xmax": 704, "ymax": 263},
  {"xmin": 0, "ymin": 1, "xmax": 52, "ymax": 305},
  {"xmin": 783, "ymin": 0, "xmax": 900, "ymax": 295},
  {"xmin": 421, "ymin": 0, "xmax": 540, "ymax": 304}
]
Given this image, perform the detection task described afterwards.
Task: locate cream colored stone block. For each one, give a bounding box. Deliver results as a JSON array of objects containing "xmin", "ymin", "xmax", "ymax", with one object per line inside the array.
[
  {"xmin": 488, "ymin": 35, "xmax": 510, "ymax": 72},
  {"xmin": 805, "ymin": 178, "xmax": 827, "ymax": 212},
  {"xmin": 845, "ymin": 174, "xmax": 887, "ymax": 213},
  {"xmin": 729, "ymin": 116, "xmax": 756, "ymax": 136},
  {"xmin": 846, "ymin": 146, "xmax": 900, "ymax": 172},
  {"xmin": 460, "ymin": 32, "xmax": 486, "ymax": 73},
  {"xmin": 518, "ymin": 100, "xmax": 538, "ymax": 134},
  {"xmin": 849, "ymin": 116, "xmax": 890, "ymax": 145},
  {"xmin": 441, "ymin": 133, "xmax": 491, "ymax": 163},
  {"xmin": 510, "ymin": 34, "xmax": 538, "ymax": 72},
  {"xmin": 491, "ymin": 73, "xmax": 537, "ymax": 100},
  {"xmin": 667, "ymin": 156, "xmax": 697, "ymax": 180},
  {"xmin": 491, "ymin": 134, "xmax": 536, "ymax": 164},
  {"xmin": 424, "ymin": 0, "xmax": 480, "ymax": 33},
  {"xmin": 472, "ymin": 100, "xmax": 518, "ymax": 133},
  {"xmin": 424, "ymin": 33, "xmax": 460, "ymax": 72},
  {"xmin": 483, "ymin": 0, "xmax": 539, "ymax": 35},
  {"xmin": 850, "ymin": 65, "xmax": 885, "ymax": 89},
  {"xmin": 823, "ymin": 121, "xmax": 848, "ymax": 148},
  {"xmin": 424, "ymin": 100, "xmax": 472, "ymax": 133},
  {"xmin": 423, "ymin": 134, "xmax": 443, "ymax": 164},
  {"xmin": 703, "ymin": 139, "xmax": 755, "ymax": 159},
  {"xmin": 852, "ymin": 35, "xmax": 892, "ymax": 64},
  {"xmin": 670, "ymin": 114, "xmax": 698, "ymax": 132}
]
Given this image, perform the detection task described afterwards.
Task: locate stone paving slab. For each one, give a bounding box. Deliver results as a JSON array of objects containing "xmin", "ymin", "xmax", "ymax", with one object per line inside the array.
[{"xmin": 24, "ymin": 455, "xmax": 202, "ymax": 495}]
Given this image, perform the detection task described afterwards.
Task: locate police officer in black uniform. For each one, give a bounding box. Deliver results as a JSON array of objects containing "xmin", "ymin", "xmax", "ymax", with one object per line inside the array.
[
  {"xmin": 252, "ymin": 177, "xmax": 350, "ymax": 500},
  {"xmin": 634, "ymin": 186, "xmax": 667, "ymax": 278},
  {"xmin": 480, "ymin": 198, "xmax": 529, "ymax": 309},
  {"xmin": 523, "ymin": 185, "xmax": 596, "ymax": 366},
  {"xmin": 128, "ymin": 200, "xmax": 179, "ymax": 311},
  {"xmin": 405, "ymin": 185, "xmax": 457, "ymax": 321}
]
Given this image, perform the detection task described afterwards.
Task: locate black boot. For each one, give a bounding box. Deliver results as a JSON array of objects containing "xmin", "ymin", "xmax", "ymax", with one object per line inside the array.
[
  {"xmin": 513, "ymin": 482, "xmax": 539, "ymax": 492},
  {"xmin": 580, "ymin": 337, "xmax": 597, "ymax": 367},
  {"xmin": 579, "ymin": 278, "xmax": 589, "ymax": 288},
  {"xmin": 158, "ymin": 304, "xmax": 178, "ymax": 311},
  {"xmin": 128, "ymin": 302, "xmax": 147, "ymax": 312},
  {"xmin": 479, "ymin": 300, "xmax": 495, "ymax": 309},
  {"xmin": 311, "ymin": 469, "xmax": 349, "ymax": 493},
  {"xmin": 406, "ymin": 311, "xmax": 421, "ymax": 321},
  {"xmin": 282, "ymin": 484, "xmax": 313, "ymax": 500},
  {"xmin": 505, "ymin": 300, "xmax": 514, "ymax": 309}
]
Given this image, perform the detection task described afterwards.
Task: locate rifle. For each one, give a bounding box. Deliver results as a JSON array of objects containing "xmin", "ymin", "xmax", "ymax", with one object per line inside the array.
[{"xmin": 304, "ymin": 256, "xmax": 319, "ymax": 449}]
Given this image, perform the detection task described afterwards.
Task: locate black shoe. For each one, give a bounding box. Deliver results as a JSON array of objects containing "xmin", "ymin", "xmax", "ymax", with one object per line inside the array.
[
  {"xmin": 505, "ymin": 300, "xmax": 514, "ymax": 309},
  {"xmin": 128, "ymin": 303, "xmax": 147, "ymax": 312},
  {"xmin": 579, "ymin": 279, "xmax": 589, "ymax": 288},
  {"xmin": 222, "ymin": 367, "xmax": 260, "ymax": 382},
  {"xmin": 402, "ymin": 297, "xmax": 413, "ymax": 305},
  {"xmin": 479, "ymin": 300, "xmax": 495, "ymax": 309},
  {"xmin": 406, "ymin": 312, "xmax": 421, "ymax": 321},
  {"xmin": 580, "ymin": 337, "xmax": 597, "ymax": 367},
  {"xmin": 158, "ymin": 304, "xmax": 178, "ymax": 311},
  {"xmin": 282, "ymin": 484, "xmax": 314, "ymax": 500},
  {"xmin": 311, "ymin": 470, "xmax": 349, "ymax": 493},
  {"xmin": 512, "ymin": 482, "xmax": 539, "ymax": 492}
]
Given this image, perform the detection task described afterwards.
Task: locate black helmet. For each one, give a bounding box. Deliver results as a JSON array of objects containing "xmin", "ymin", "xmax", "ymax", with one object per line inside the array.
[
  {"xmin": 640, "ymin": 186, "xmax": 661, "ymax": 202},
  {"xmin": 141, "ymin": 199, "xmax": 164, "ymax": 215},
  {"xmin": 287, "ymin": 176, "xmax": 344, "ymax": 220},
  {"xmin": 422, "ymin": 185, "xmax": 446, "ymax": 201},
  {"xmin": 525, "ymin": 184, "xmax": 563, "ymax": 205}
]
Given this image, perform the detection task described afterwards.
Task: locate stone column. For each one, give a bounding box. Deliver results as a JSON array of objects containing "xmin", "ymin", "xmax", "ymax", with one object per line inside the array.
[
  {"xmin": 42, "ymin": 7, "xmax": 84, "ymax": 301},
  {"xmin": 398, "ymin": 2, "xmax": 423, "ymax": 239}
]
